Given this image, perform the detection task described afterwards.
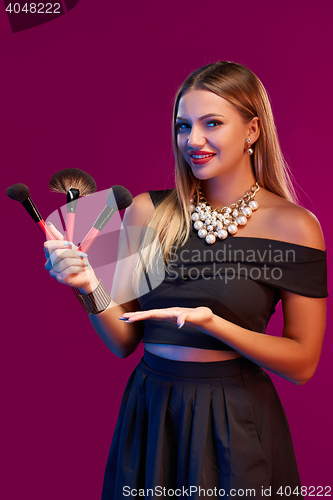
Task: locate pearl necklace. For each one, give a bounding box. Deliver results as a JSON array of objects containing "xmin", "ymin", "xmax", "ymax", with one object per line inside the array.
[{"xmin": 190, "ymin": 182, "xmax": 260, "ymax": 244}]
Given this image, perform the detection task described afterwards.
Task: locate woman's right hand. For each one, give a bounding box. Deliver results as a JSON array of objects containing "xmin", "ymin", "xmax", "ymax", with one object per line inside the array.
[{"xmin": 44, "ymin": 223, "xmax": 99, "ymax": 293}]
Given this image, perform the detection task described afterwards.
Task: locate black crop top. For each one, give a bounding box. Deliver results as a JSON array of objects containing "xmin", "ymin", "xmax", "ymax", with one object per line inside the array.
[{"xmin": 137, "ymin": 189, "xmax": 328, "ymax": 351}]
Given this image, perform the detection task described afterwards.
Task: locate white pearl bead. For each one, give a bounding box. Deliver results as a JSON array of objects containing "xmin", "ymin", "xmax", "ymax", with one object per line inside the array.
[
  {"xmin": 218, "ymin": 229, "xmax": 228, "ymax": 240},
  {"xmin": 228, "ymin": 224, "xmax": 238, "ymax": 234},
  {"xmin": 216, "ymin": 223, "xmax": 223, "ymax": 230},
  {"xmin": 248, "ymin": 200, "xmax": 258, "ymax": 210},
  {"xmin": 206, "ymin": 233, "xmax": 216, "ymax": 244},
  {"xmin": 190, "ymin": 205, "xmax": 196, "ymax": 213},
  {"xmin": 207, "ymin": 225, "xmax": 213, "ymax": 232},
  {"xmin": 192, "ymin": 213, "xmax": 199, "ymax": 221},
  {"xmin": 232, "ymin": 210, "xmax": 239, "ymax": 217},
  {"xmin": 200, "ymin": 203, "xmax": 206, "ymax": 209},
  {"xmin": 218, "ymin": 214, "xmax": 224, "ymax": 220},
  {"xmin": 198, "ymin": 228, "xmax": 208, "ymax": 238},
  {"xmin": 200, "ymin": 214, "xmax": 206, "ymax": 221},
  {"xmin": 224, "ymin": 207, "xmax": 232, "ymax": 214},
  {"xmin": 242, "ymin": 206, "xmax": 253, "ymax": 217},
  {"xmin": 236, "ymin": 216, "xmax": 247, "ymax": 225},
  {"xmin": 196, "ymin": 206, "xmax": 201, "ymax": 212},
  {"xmin": 212, "ymin": 211, "xmax": 218, "ymax": 217},
  {"xmin": 194, "ymin": 220, "xmax": 203, "ymax": 230},
  {"xmin": 205, "ymin": 218, "xmax": 212, "ymax": 225}
]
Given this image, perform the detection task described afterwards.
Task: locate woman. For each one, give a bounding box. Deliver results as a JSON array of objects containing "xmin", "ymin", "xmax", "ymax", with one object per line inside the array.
[{"xmin": 44, "ymin": 61, "xmax": 328, "ymax": 499}]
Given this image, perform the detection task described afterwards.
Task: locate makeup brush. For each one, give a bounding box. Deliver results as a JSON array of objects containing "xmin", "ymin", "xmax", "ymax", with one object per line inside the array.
[
  {"xmin": 49, "ymin": 168, "xmax": 97, "ymax": 242},
  {"xmin": 6, "ymin": 183, "xmax": 56, "ymax": 240},
  {"xmin": 79, "ymin": 185, "xmax": 133, "ymax": 253}
]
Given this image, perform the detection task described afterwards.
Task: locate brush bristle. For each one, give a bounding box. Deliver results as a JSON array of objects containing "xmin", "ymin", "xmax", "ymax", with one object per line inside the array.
[
  {"xmin": 49, "ymin": 168, "xmax": 97, "ymax": 196},
  {"xmin": 107, "ymin": 185, "xmax": 133, "ymax": 211},
  {"xmin": 6, "ymin": 183, "xmax": 30, "ymax": 202}
]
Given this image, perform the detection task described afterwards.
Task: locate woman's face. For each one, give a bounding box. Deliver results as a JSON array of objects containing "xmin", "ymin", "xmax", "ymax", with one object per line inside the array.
[{"xmin": 176, "ymin": 89, "xmax": 257, "ymax": 180}]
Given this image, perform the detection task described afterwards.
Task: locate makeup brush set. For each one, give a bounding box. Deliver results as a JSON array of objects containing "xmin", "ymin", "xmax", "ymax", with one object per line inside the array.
[{"xmin": 6, "ymin": 169, "xmax": 133, "ymax": 252}]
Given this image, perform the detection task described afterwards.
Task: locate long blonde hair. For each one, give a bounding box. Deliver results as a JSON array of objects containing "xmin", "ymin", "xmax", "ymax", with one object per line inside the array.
[{"xmin": 133, "ymin": 61, "xmax": 298, "ymax": 290}]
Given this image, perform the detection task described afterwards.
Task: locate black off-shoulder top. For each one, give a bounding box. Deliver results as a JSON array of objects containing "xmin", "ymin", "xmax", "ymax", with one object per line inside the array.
[{"xmin": 137, "ymin": 189, "xmax": 328, "ymax": 351}]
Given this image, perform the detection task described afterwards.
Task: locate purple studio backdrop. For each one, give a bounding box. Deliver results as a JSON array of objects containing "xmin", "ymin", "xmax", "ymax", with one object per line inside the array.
[{"xmin": 1, "ymin": 1, "xmax": 332, "ymax": 499}]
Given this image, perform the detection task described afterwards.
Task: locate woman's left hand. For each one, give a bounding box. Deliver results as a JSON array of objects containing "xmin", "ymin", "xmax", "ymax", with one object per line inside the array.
[{"xmin": 119, "ymin": 306, "xmax": 213, "ymax": 329}]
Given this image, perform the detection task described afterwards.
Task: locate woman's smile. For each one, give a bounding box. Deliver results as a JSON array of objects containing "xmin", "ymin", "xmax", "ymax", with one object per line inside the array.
[{"xmin": 188, "ymin": 150, "xmax": 217, "ymax": 164}]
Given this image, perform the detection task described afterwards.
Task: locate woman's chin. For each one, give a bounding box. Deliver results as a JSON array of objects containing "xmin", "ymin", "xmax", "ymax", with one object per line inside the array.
[{"xmin": 189, "ymin": 166, "xmax": 211, "ymax": 179}]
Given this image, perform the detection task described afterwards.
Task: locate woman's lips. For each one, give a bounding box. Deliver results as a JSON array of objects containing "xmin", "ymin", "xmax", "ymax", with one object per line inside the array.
[{"xmin": 189, "ymin": 152, "xmax": 216, "ymax": 165}]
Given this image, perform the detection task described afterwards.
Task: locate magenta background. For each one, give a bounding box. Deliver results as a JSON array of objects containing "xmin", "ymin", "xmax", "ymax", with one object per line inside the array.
[{"xmin": 1, "ymin": 1, "xmax": 332, "ymax": 498}]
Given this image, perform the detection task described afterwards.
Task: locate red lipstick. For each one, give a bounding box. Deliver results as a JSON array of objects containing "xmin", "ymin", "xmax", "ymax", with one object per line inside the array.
[{"xmin": 188, "ymin": 151, "xmax": 216, "ymax": 165}]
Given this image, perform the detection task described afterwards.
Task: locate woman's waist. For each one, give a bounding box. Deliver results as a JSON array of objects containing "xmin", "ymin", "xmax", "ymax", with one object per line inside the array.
[
  {"xmin": 142, "ymin": 349, "xmax": 261, "ymax": 380},
  {"xmin": 144, "ymin": 343, "xmax": 243, "ymax": 362}
]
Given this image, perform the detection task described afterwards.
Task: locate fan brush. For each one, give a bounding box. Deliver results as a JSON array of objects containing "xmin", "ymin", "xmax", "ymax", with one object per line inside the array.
[
  {"xmin": 49, "ymin": 168, "xmax": 97, "ymax": 242},
  {"xmin": 6, "ymin": 183, "xmax": 56, "ymax": 240}
]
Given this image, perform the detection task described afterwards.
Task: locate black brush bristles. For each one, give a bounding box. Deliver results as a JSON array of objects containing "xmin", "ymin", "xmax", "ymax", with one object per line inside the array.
[
  {"xmin": 6, "ymin": 183, "xmax": 43, "ymax": 223},
  {"xmin": 49, "ymin": 168, "xmax": 97, "ymax": 197},
  {"xmin": 6, "ymin": 183, "xmax": 30, "ymax": 202},
  {"xmin": 92, "ymin": 186, "xmax": 133, "ymax": 232},
  {"xmin": 106, "ymin": 185, "xmax": 133, "ymax": 211}
]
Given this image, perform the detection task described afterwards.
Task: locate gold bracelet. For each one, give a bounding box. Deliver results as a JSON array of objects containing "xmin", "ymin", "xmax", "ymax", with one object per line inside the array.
[{"xmin": 72, "ymin": 279, "xmax": 111, "ymax": 314}]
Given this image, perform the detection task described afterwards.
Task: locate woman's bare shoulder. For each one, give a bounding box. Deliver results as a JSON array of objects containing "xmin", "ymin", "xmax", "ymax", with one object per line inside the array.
[
  {"xmin": 122, "ymin": 192, "xmax": 155, "ymax": 227},
  {"xmin": 259, "ymin": 189, "xmax": 326, "ymax": 251}
]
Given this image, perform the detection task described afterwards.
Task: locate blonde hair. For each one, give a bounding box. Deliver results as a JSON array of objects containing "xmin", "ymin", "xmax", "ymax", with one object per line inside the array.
[{"xmin": 133, "ymin": 61, "xmax": 298, "ymax": 290}]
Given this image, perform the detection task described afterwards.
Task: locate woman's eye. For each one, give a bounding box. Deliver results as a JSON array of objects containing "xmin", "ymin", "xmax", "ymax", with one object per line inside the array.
[
  {"xmin": 175, "ymin": 123, "xmax": 190, "ymax": 132},
  {"xmin": 206, "ymin": 120, "xmax": 222, "ymax": 127}
]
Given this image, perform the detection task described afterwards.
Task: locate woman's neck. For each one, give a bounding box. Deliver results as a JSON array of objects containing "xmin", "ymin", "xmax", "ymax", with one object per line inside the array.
[{"xmin": 201, "ymin": 169, "xmax": 257, "ymax": 207}]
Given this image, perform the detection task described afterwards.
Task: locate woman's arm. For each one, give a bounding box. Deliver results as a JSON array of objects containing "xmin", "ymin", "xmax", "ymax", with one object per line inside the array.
[
  {"xmin": 199, "ymin": 205, "xmax": 328, "ymax": 385},
  {"xmin": 197, "ymin": 293, "xmax": 326, "ymax": 385},
  {"xmin": 45, "ymin": 192, "xmax": 155, "ymax": 358}
]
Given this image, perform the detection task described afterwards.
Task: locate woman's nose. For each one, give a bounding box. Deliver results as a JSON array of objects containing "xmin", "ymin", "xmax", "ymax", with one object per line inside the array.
[{"xmin": 187, "ymin": 125, "xmax": 206, "ymax": 148}]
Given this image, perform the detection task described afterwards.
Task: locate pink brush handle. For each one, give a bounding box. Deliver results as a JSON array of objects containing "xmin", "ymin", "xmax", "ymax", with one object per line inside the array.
[
  {"xmin": 65, "ymin": 213, "xmax": 76, "ymax": 242},
  {"xmin": 38, "ymin": 220, "xmax": 57, "ymax": 240},
  {"xmin": 79, "ymin": 227, "xmax": 100, "ymax": 253}
]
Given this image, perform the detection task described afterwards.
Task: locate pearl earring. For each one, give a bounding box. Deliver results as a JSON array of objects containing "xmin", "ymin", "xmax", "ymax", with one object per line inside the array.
[{"xmin": 246, "ymin": 139, "xmax": 254, "ymax": 155}]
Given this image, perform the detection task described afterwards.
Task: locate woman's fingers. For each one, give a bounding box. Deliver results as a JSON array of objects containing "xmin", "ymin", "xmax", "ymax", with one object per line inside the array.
[
  {"xmin": 49, "ymin": 265, "xmax": 86, "ymax": 283},
  {"xmin": 43, "ymin": 229, "xmax": 95, "ymax": 288},
  {"xmin": 45, "ymin": 256, "xmax": 52, "ymax": 271},
  {"xmin": 177, "ymin": 307, "xmax": 213, "ymax": 328},
  {"xmin": 45, "ymin": 248, "xmax": 88, "ymax": 276},
  {"xmin": 119, "ymin": 306, "xmax": 213, "ymax": 329},
  {"xmin": 120, "ymin": 307, "xmax": 184, "ymax": 324},
  {"xmin": 52, "ymin": 256, "xmax": 89, "ymax": 273},
  {"xmin": 50, "ymin": 248, "xmax": 87, "ymax": 267},
  {"xmin": 46, "ymin": 222, "xmax": 64, "ymax": 240},
  {"xmin": 44, "ymin": 240, "xmax": 74, "ymax": 259}
]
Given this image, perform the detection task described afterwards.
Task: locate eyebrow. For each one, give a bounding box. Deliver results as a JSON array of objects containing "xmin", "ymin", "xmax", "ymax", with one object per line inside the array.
[{"xmin": 175, "ymin": 113, "xmax": 225, "ymax": 122}]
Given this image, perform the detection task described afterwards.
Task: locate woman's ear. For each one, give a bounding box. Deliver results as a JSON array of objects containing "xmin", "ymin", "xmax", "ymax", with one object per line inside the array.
[{"xmin": 248, "ymin": 116, "xmax": 260, "ymax": 144}]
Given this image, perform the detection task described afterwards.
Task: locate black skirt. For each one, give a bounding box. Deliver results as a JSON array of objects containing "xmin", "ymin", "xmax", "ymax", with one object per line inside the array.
[{"xmin": 101, "ymin": 351, "xmax": 302, "ymax": 500}]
